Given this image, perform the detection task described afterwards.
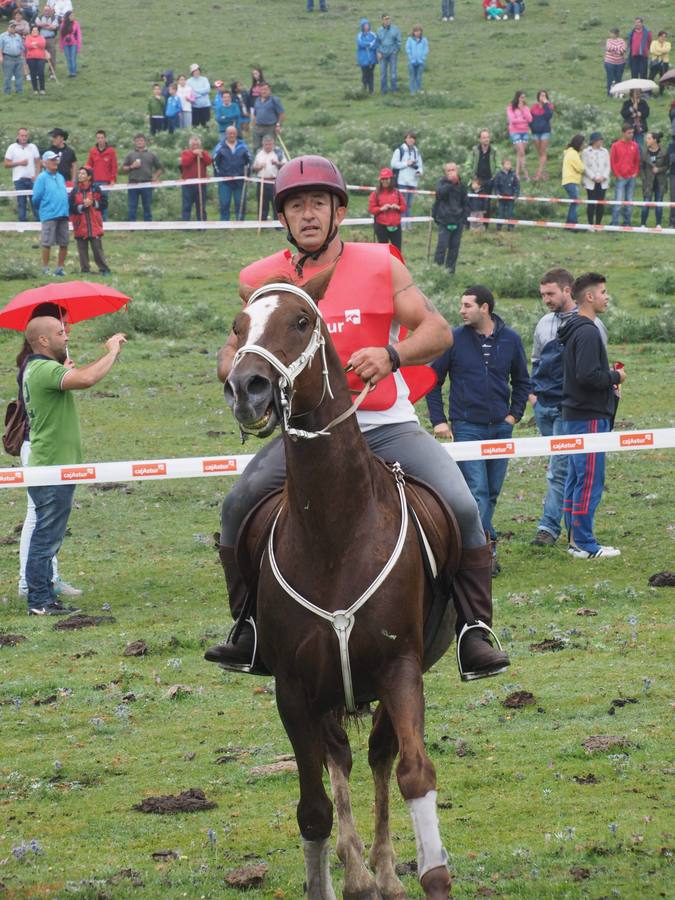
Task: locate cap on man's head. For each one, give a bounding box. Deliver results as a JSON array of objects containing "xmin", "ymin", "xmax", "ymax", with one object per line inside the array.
[
  {"xmin": 42, "ymin": 150, "xmax": 60, "ymax": 161},
  {"xmin": 189, "ymin": 63, "xmax": 200, "ymax": 73},
  {"xmin": 48, "ymin": 127, "xmax": 68, "ymax": 140},
  {"xmin": 589, "ymin": 131, "xmax": 603, "ymax": 143}
]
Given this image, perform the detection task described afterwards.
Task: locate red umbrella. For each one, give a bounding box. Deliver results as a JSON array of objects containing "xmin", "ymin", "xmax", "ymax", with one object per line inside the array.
[{"xmin": 0, "ymin": 281, "xmax": 130, "ymax": 332}]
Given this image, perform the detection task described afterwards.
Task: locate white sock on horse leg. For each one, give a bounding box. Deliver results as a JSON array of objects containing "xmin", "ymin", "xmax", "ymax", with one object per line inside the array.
[
  {"xmin": 406, "ymin": 790, "xmax": 449, "ymax": 879},
  {"xmin": 302, "ymin": 838, "xmax": 337, "ymax": 900}
]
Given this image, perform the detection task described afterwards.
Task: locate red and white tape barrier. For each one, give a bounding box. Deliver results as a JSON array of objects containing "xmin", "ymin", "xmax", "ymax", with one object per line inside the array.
[
  {"xmin": 1, "ymin": 215, "xmax": 672, "ymax": 235},
  {"xmin": 2, "ymin": 428, "xmax": 672, "ymax": 490}
]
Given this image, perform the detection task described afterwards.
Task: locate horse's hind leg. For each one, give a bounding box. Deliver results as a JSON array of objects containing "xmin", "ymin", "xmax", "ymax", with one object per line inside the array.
[
  {"xmin": 378, "ymin": 659, "xmax": 451, "ymax": 900},
  {"xmin": 323, "ymin": 716, "xmax": 381, "ymax": 900},
  {"xmin": 367, "ymin": 704, "xmax": 408, "ymax": 900},
  {"xmin": 275, "ymin": 680, "xmax": 337, "ymax": 900}
]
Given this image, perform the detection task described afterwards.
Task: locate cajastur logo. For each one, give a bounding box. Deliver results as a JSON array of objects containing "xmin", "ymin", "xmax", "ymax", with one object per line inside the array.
[
  {"xmin": 132, "ymin": 463, "xmax": 167, "ymax": 477},
  {"xmin": 551, "ymin": 436, "xmax": 584, "ymax": 452},
  {"xmin": 619, "ymin": 432, "xmax": 653, "ymax": 447},
  {"xmin": 61, "ymin": 466, "xmax": 96, "ymax": 481},
  {"xmin": 0, "ymin": 469, "xmax": 24, "ymax": 484},
  {"xmin": 203, "ymin": 459, "xmax": 237, "ymax": 473},
  {"xmin": 345, "ymin": 309, "xmax": 361, "ymax": 325},
  {"xmin": 480, "ymin": 441, "xmax": 515, "ymax": 457}
]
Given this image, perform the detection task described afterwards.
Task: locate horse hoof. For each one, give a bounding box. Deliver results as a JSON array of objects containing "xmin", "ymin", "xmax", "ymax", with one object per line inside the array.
[
  {"xmin": 420, "ymin": 865, "xmax": 452, "ymax": 899},
  {"xmin": 342, "ymin": 889, "xmax": 383, "ymax": 900}
]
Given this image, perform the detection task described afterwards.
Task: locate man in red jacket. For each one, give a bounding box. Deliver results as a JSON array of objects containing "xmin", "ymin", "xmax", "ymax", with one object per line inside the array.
[
  {"xmin": 206, "ymin": 154, "xmax": 510, "ymax": 683},
  {"xmin": 85, "ymin": 130, "xmax": 117, "ymax": 221},
  {"xmin": 609, "ymin": 123, "xmax": 640, "ymax": 226},
  {"xmin": 179, "ymin": 134, "xmax": 211, "ymax": 221}
]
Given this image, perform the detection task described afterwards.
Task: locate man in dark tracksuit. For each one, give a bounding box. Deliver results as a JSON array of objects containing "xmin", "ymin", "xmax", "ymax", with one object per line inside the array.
[
  {"xmin": 426, "ymin": 285, "xmax": 531, "ymax": 574},
  {"xmin": 559, "ymin": 272, "xmax": 626, "ymax": 559},
  {"xmin": 432, "ymin": 161, "xmax": 469, "ymax": 274}
]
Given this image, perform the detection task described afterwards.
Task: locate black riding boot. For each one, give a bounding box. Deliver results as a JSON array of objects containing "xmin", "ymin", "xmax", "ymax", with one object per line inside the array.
[
  {"xmin": 204, "ymin": 546, "xmax": 257, "ymax": 670},
  {"xmin": 453, "ymin": 542, "xmax": 510, "ymax": 681}
]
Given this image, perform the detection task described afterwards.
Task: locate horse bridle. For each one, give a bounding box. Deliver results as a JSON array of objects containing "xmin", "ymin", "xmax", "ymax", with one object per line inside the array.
[{"xmin": 232, "ymin": 282, "xmax": 373, "ymax": 440}]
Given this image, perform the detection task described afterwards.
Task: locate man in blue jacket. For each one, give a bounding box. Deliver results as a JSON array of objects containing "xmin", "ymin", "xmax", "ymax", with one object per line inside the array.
[
  {"xmin": 213, "ymin": 126, "xmax": 251, "ymax": 221},
  {"xmin": 427, "ymin": 285, "xmax": 531, "ymax": 574},
  {"xmin": 376, "ymin": 13, "xmax": 401, "ymax": 94},
  {"xmin": 32, "ymin": 150, "xmax": 69, "ymax": 276}
]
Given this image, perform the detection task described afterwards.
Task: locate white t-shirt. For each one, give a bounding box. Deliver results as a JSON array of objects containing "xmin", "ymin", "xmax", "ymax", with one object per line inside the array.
[
  {"xmin": 5, "ymin": 142, "xmax": 40, "ymax": 182},
  {"xmin": 253, "ymin": 148, "xmax": 282, "ymax": 180}
]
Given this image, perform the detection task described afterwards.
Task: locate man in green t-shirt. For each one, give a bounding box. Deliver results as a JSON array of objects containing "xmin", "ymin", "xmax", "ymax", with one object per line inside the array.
[{"xmin": 23, "ymin": 315, "xmax": 126, "ymax": 615}]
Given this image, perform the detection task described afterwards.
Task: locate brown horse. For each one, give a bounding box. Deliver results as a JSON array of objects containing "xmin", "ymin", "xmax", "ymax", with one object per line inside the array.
[{"xmin": 224, "ymin": 271, "xmax": 460, "ymax": 900}]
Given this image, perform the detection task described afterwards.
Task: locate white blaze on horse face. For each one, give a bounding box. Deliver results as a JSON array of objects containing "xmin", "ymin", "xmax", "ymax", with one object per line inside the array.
[{"xmin": 244, "ymin": 294, "xmax": 280, "ymax": 346}]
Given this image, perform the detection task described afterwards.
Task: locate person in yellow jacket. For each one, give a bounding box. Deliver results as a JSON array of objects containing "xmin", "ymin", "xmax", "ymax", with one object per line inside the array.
[
  {"xmin": 649, "ymin": 31, "xmax": 671, "ymax": 95},
  {"xmin": 561, "ymin": 134, "xmax": 586, "ymax": 226}
]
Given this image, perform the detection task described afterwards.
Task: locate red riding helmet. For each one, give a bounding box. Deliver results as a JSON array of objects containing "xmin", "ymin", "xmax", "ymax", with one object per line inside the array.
[{"xmin": 274, "ymin": 155, "xmax": 349, "ymax": 213}]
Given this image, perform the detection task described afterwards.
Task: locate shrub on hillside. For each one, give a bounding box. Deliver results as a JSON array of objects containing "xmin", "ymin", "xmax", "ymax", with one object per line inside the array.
[{"xmin": 651, "ymin": 264, "xmax": 675, "ymax": 296}]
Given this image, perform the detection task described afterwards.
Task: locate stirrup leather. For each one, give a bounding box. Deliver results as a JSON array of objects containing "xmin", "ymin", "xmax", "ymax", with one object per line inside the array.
[{"xmin": 456, "ymin": 619, "xmax": 508, "ymax": 682}]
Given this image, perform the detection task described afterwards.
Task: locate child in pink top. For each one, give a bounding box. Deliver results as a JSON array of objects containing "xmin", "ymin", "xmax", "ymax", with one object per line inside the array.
[{"xmin": 506, "ymin": 91, "xmax": 533, "ymax": 180}]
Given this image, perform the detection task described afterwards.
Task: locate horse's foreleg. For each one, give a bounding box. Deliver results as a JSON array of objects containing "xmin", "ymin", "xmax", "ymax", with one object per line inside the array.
[
  {"xmin": 379, "ymin": 659, "xmax": 451, "ymax": 900},
  {"xmin": 275, "ymin": 681, "xmax": 336, "ymax": 900},
  {"xmin": 367, "ymin": 704, "xmax": 407, "ymax": 900},
  {"xmin": 323, "ymin": 717, "xmax": 381, "ymax": 900}
]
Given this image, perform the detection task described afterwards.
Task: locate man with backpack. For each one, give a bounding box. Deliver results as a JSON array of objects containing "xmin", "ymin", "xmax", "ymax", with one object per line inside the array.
[{"xmin": 390, "ymin": 130, "xmax": 423, "ymax": 229}]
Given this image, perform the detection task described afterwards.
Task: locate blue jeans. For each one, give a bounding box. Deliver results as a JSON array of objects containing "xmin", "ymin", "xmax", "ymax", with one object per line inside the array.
[
  {"xmin": 181, "ymin": 184, "xmax": 208, "ymax": 221},
  {"xmin": 563, "ymin": 182, "xmax": 580, "ymax": 224},
  {"xmin": 25, "ymin": 484, "xmax": 76, "ymax": 608},
  {"xmin": 562, "ymin": 418, "xmax": 610, "ymax": 553},
  {"xmin": 408, "ymin": 62, "xmax": 424, "ymax": 94},
  {"xmin": 610, "ymin": 177, "xmax": 635, "ymax": 226},
  {"xmin": 496, "ymin": 198, "xmax": 515, "ymax": 230},
  {"xmin": 453, "ymin": 420, "xmax": 514, "ymax": 541},
  {"xmin": 306, "ymin": 0, "xmax": 326, "ymax": 8},
  {"xmin": 641, "ymin": 181, "xmax": 664, "ymax": 227},
  {"xmin": 506, "ymin": 0, "xmax": 523, "ymax": 16},
  {"xmin": 63, "ymin": 43, "xmax": 78, "ymax": 75},
  {"xmin": 127, "ymin": 186, "xmax": 153, "ymax": 221},
  {"xmin": 441, "ymin": 0, "xmax": 455, "ymax": 16},
  {"xmin": 218, "ymin": 179, "xmax": 244, "ymax": 220},
  {"xmin": 2, "ymin": 55, "xmax": 23, "ymax": 93},
  {"xmin": 14, "ymin": 176, "xmax": 35, "ymax": 222},
  {"xmin": 533, "ymin": 403, "xmax": 567, "ymax": 540},
  {"xmin": 380, "ymin": 53, "xmax": 398, "ymax": 93},
  {"xmin": 604, "ymin": 61, "xmax": 625, "ymax": 95}
]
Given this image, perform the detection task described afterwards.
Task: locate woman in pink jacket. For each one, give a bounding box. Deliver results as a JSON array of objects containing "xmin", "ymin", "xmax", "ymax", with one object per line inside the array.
[
  {"xmin": 506, "ymin": 90, "xmax": 533, "ymax": 180},
  {"xmin": 59, "ymin": 10, "xmax": 81, "ymax": 77},
  {"xmin": 24, "ymin": 23, "xmax": 47, "ymax": 93}
]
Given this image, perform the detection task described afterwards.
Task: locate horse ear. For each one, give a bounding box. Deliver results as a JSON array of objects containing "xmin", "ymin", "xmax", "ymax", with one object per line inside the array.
[
  {"xmin": 239, "ymin": 283, "xmax": 254, "ymax": 305},
  {"xmin": 302, "ymin": 266, "xmax": 335, "ymax": 304},
  {"xmin": 239, "ymin": 275, "xmax": 291, "ymax": 305}
]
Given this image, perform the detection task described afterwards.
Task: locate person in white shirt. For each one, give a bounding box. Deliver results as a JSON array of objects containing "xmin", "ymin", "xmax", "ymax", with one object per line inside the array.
[
  {"xmin": 251, "ymin": 133, "xmax": 285, "ymax": 220},
  {"xmin": 51, "ymin": 0, "xmax": 72, "ymax": 24},
  {"xmin": 390, "ymin": 130, "xmax": 423, "ymax": 229},
  {"xmin": 581, "ymin": 131, "xmax": 610, "ymax": 226},
  {"xmin": 4, "ymin": 126, "xmax": 41, "ymax": 222}
]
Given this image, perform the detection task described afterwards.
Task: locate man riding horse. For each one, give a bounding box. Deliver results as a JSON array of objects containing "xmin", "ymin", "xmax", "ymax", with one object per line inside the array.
[{"xmin": 206, "ymin": 154, "xmax": 509, "ymax": 682}]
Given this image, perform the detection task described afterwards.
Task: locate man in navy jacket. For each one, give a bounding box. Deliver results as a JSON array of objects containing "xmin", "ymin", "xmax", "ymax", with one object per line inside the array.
[{"xmin": 427, "ymin": 285, "xmax": 530, "ymax": 574}]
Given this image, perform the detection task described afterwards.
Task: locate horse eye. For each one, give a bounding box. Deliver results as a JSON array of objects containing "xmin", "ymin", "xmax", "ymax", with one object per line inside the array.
[{"xmin": 297, "ymin": 316, "xmax": 309, "ymax": 332}]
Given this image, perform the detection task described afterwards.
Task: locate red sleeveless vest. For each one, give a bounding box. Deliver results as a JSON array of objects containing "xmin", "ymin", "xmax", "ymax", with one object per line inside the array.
[{"xmin": 239, "ymin": 243, "xmax": 436, "ymax": 410}]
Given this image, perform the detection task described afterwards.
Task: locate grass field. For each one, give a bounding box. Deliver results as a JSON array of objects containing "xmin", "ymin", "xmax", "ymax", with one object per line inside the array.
[{"xmin": 1, "ymin": 1, "xmax": 674, "ymax": 897}]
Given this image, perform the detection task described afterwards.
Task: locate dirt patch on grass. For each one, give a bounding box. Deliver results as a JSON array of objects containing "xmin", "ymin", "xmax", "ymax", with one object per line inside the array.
[
  {"xmin": 576, "ymin": 607, "xmax": 598, "ymax": 616},
  {"xmin": 582, "ymin": 735, "xmax": 630, "ymax": 753},
  {"xmin": 224, "ymin": 862, "xmax": 268, "ymax": 889},
  {"xmin": 570, "ymin": 866, "xmax": 591, "ymax": 881},
  {"xmin": 648, "ymin": 571, "xmax": 675, "ymax": 587},
  {"xmin": 123, "ymin": 639, "xmax": 148, "ymax": 657},
  {"xmin": 133, "ymin": 788, "xmax": 216, "ymax": 814},
  {"xmin": 33, "ymin": 694, "xmax": 57, "ymax": 706},
  {"xmin": 53, "ymin": 615, "xmax": 116, "ymax": 630},
  {"xmin": 151, "ymin": 849, "xmax": 180, "ymax": 861},
  {"xmin": 106, "ymin": 868, "xmax": 144, "ymax": 887},
  {"xmin": 502, "ymin": 690, "xmax": 535, "ymax": 708},
  {"xmin": 530, "ymin": 638, "xmax": 565, "ymax": 652},
  {"xmin": 573, "ymin": 773, "xmax": 599, "ymax": 784},
  {"xmin": 0, "ymin": 633, "xmax": 26, "ymax": 646}
]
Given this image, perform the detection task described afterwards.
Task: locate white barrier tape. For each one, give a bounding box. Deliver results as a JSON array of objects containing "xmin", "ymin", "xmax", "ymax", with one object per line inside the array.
[
  {"xmin": 1, "ymin": 428, "xmax": 672, "ymax": 489},
  {"xmin": 5, "ymin": 178, "xmax": 672, "ymax": 207},
  {"xmin": 1, "ymin": 215, "xmax": 672, "ymax": 235}
]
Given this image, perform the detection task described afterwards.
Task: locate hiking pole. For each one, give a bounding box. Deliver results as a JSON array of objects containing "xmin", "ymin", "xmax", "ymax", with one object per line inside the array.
[
  {"xmin": 239, "ymin": 168, "xmax": 249, "ymax": 220},
  {"xmin": 257, "ymin": 176, "xmax": 265, "ymax": 235},
  {"xmin": 47, "ymin": 54, "xmax": 59, "ymax": 83},
  {"xmin": 277, "ymin": 133, "xmax": 291, "ymax": 161}
]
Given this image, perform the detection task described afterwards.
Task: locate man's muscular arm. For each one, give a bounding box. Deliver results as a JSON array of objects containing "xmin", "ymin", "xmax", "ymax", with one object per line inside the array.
[{"xmin": 348, "ymin": 255, "xmax": 452, "ymax": 384}]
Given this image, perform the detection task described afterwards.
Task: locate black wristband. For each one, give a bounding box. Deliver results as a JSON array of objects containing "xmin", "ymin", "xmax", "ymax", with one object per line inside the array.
[{"xmin": 385, "ymin": 344, "xmax": 401, "ymax": 373}]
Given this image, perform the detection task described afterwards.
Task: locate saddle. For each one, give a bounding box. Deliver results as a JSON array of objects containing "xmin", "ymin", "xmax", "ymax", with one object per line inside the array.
[{"xmin": 233, "ymin": 462, "xmax": 462, "ymax": 674}]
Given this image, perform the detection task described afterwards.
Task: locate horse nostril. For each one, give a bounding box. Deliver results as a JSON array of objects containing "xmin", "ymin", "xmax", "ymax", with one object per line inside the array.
[{"xmin": 247, "ymin": 375, "xmax": 272, "ymax": 399}]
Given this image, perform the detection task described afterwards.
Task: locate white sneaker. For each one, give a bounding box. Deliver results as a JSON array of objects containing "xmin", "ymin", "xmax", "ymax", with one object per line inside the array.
[
  {"xmin": 568, "ymin": 545, "xmax": 621, "ymax": 559},
  {"xmin": 515, "ymin": 13, "xmax": 520, "ymax": 19},
  {"xmin": 53, "ymin": 578, "xmax": 84, "ymax": 597}
]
